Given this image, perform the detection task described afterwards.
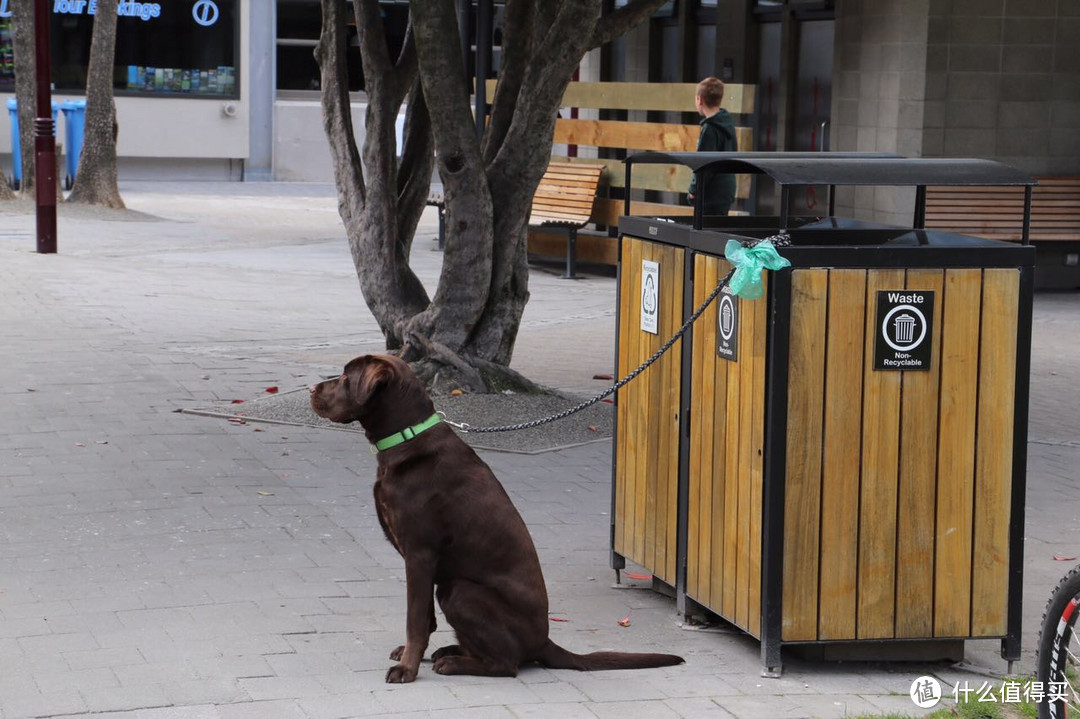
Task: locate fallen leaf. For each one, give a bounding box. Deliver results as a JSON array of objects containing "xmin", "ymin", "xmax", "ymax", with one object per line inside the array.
[
  {"xmin": 618, "ymin": 610, "xmax": 632, "ymax": 627},
  {"xmin": 625, "ymin": 572, "xmax": 652, "ymax": 581},
  {"xmin": 228, "ymin": 417, "xmax": 247, "ymax": 425},
  {"xmin": 549, "ymin": 616, "xmax": 569, "ymax": 623},
  {"xmin": 257, "ymin": 490, "xmax": 274, "ymax": 497},
  {"xmin": 1053, "ymin": 555, "xmax": 1078, "ymax": 561},
  {"xmin": 588, "ymin": 425, "xmax": 598, "ymax": 432},
  {"xmin": 201, "ymin": 374, "xmax": 211, "ymax": 380},
  {"xmin": 265, "ymin": 386, "xmax": 279, "ymax": 394},
  {"xmin": 74, "ymin": 442, "xmax": 86, "ymax": 447},
  {"xmin": 230, "ymin": 399, "xmax": 245, "ymax": 405},
  {"xmin": 95, "ymin": 440, "xmax": 108, "ymax": 445},
  {"xmin": 593, "ymin": 373, "xmax": 613, "ymax": 381},
  {"xmin": 601, "ymin": 398, "xmax": 614, "ymax": 404},
  {"xmin": 26, "ymin": 388, "xmax": 37, "ymax": 392},
  {"xmin": 450, "ymin": 389, "xmax": 465, "ymax": 397},
  {"xmin": 253, "ymin": 428, "xmax": 264, "ymax": 433}
]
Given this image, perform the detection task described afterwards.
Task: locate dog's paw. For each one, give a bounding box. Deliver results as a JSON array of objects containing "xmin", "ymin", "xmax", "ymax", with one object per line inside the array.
[
  {"xmin": 385, "ymin": 663, "xmax": 417, "ymax": 683},
  {"xmin": 432, "ymin": 656, "xmax": 457, "ymax": 675},
  {"xmin": 431, "ymin": 644, "xmax": 463, "ymax": 662},
  {"xmin": 389, "ymin": 645, "xmax": 405, "ymax": 661}
]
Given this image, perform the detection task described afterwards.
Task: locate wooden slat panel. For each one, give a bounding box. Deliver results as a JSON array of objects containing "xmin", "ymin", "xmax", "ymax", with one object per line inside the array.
[
  {"xmin": 817, "ymin": 269, "xmax": 867, "ymax": 641},
  {"xmin": 552, "ymin": 156, "xmax": 753, "ymax": 199},
  {"xmin": 526, "ymin": 230, "xmax": 617, "ymax": 265},
  {"xmin": 615, "ymin": 239, "xmax": 640, "ymax": 559},
  {"xmin": 592, "ymin": 199, "xmax": 694, "ymax": 227},
  {"xmin": 857, "ymin": 269, "xmax": 904, "ymax": 640},
  {"xmin": 611, "ymin": 239, "xmax": 683, "ymax": 585},
  {"xmin": 782, "ymin": 269, "xmax": 828, "ymax": 641},
  {"xmin": 734, "ymin": 276, "xmax": 756, "ymax": 631},
  {"xmin": 486, "ymin": 79, "xmax": 757, "ymax": 115},
  {"xmin": 746, "ymin": 273, "xmax": 767, "ymax": 639},
  {"xmin": 934, "ymin": 268, "xmax": 982, "ymax": 638},
  {"xmin": 554, "ymin": 118, "xmax": 753, "ymax": 156},
  {"xmin": 687, "ymin": 255, "xmax": 710, "ymax": 602},
  {"xmin": 895, "ymin": 269, "xmax": 945, "ymax": 638},
  {"xmin": 925, "ymin": 180, "xmax": 1080, "ymax": 242},
  {"xmin": 971, "ymin": 269, "xmax": 1020, "ymax": 636},
  {"xmin": 722, "ymin": 275, "xmax": 743, "ymax": 619},
  {"xmin": 711, "ymin": 262, "xmax": 733, "ymax": 613}
]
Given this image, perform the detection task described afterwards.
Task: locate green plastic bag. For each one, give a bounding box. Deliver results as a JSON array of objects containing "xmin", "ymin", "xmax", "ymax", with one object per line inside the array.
[{"xmin": 723, "ymin": 238, "xmax": 792, "ymax": 299}]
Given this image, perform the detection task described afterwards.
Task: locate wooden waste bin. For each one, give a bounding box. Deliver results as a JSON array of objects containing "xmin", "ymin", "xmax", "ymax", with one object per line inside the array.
[{"xmin": 610, "ymin": 153, "xmax": 1036, "ymax": 675}]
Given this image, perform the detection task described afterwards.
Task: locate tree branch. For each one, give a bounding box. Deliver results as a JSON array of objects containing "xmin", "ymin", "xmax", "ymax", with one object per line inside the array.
[
  {"xmin": 589, "ymin": 0, "xmax": 667, "ymax": 49},
  {"xmin": 481, "ymin": 0, "xmax": 535, "ymax": 165},
  {"xmin": 317, "ymin": 0, "xmax": 366, "ymax": 218}
]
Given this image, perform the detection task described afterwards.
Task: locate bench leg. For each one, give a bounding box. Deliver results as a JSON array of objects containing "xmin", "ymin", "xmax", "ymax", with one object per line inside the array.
[
  {"xmin": 437, "ymin": 207, "xmax": 446, "ymax": 251},
  {"xmin": 561, "ymin": 228, "xmax": 579, "ymax": 280}
]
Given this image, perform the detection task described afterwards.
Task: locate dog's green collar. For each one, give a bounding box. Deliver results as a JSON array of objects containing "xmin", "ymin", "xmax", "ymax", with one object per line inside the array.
[{"xmin": 371, "ymin": 413, "xmax": 442, "ymax": 454}]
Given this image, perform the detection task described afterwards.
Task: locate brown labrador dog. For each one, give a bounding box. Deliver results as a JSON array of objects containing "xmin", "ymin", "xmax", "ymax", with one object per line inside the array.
[{"xmin": 310, "ymin": 353, "xmax": 683, "ymax": 683}]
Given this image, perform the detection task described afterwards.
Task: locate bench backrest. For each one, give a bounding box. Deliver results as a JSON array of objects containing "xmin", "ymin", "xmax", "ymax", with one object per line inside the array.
[
  {"xmin": 488, "ymin": 80, "xmax": 756, "ymax": 225},
  {"xmin": 925, "ymin": 177, "xmax": 1080, "ymax": 241},
  {"xmin": 528, "ymin": 162, "xmax": 603, "ymax": 228}
]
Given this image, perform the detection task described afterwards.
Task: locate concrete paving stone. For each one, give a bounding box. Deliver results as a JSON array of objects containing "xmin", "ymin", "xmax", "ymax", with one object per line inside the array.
[
  {"xmin": 163, "ymin": 679, "xmax": 249, "ymax": 707},
  {"xmin": 78, "ymin": 683, "xmax": 173, "ymax": 715},
  {"xmin": 508, "ymin": 703, "xmax": 600, "ymax": 719},
  {"xmin": 567, "ymin": 672, "xmax": 675, "ymax": 703},
  {"xmin": 716, "ymin": 693, "xmax": 883, "ymax": 719},
  {"xmin": 0, "ymin": 688, "xmax": 88, "ymax": 719},
  {"xmin": 64, "ymin": 645, "xmax": 148, "ymax": 671},
  {"xmin": 186, "ymin": 654, "xmax": 276, "ymax": 682},
  {"xmin": 34, "ymin": 666, "xmax": 120, "ymax": 695},
  {"xmin": 860, "ymin": 692, "xmax": 944, "ymax": 716},
  {"xmin": 215, "ymin": 700, "xmax": 308, "ymax": 719},
  {"xmin": 586, "ymin": 699, "xmax": 682, "ymax": 718},
  {"xmin": 446, "ymin": 681, "xmax": 544, "ymax": 706},
  {"xmin": 368, "ymin": 683, "xmax": 466, "ymax": 714},
  {"xmin": 238, "ymin": 676, "xmax": 330, "ymax": 702},
  {"xmin": 286, "ymin": 632, "xmax": 371, "ymax": 657},
  {"xmin": 19, "ymin": 631, "xmax": 101, "ymax": 657},
  {"xmin": 295, "ymin": 692, "xmax": 392, "ymax": 719},
  {"xmin": 94, "ymin": 705, "xmax": 225, "ymax": 719},
  {"xmin": 661, "ymin": 697, "xmax": 739, "ymax": 718}
]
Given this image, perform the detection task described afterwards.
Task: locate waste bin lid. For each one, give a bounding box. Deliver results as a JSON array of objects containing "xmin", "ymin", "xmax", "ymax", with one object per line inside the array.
[{"xmin": 625, "ymin": 152, "xmax": 1036, "ymax": 187}]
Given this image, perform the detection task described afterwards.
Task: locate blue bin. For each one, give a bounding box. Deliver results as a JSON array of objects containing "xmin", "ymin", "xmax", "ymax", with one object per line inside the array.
[
  {"xmin": 6, "ymin": 97, "xmax": 60, "ymax": 186},
  {"xmin": 59, "ymin": 99, "xmax": 86, "ymax": 187}
]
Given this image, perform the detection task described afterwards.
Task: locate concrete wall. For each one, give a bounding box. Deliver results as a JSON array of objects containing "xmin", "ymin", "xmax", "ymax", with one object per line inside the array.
[{"xmin": 831, "ymin": 0, "xmax": 1080, "ymax": 223}]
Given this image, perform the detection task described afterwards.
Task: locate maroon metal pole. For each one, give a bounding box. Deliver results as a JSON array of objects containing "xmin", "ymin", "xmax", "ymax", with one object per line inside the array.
[{"xmin": 33, "ymin": 0, "xmax": 56, "ymax": 254}]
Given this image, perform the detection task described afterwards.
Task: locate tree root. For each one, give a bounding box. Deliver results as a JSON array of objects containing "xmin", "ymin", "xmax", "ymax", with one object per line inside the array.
[{"xmin": 400, "ymin": 332, "xmax": 550, "ymax": 396}]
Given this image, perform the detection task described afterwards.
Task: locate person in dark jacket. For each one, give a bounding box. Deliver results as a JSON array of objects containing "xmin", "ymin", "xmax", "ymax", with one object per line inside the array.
[{"xmin": 687, "ymin": 76, "xmax": 738, "ymax": 216}]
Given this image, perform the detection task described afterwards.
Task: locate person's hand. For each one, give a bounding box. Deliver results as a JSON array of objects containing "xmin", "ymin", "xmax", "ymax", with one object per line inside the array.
[{"xmin": 687, "ymin": 193, "xmax": 695, "ymax": 203}]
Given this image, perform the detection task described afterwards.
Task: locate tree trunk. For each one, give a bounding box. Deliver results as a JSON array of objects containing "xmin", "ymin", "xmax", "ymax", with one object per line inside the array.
[
  {"xmin": 10, "ymin": 0, "xmax": 35, "ymax": 195},
  {"xmin": 66, "ymin": 0, "xmax": 124, "ymax": 208},
  {"xmin": 318, "ymin": 0, "xmax": 666, "ymax": 393}
]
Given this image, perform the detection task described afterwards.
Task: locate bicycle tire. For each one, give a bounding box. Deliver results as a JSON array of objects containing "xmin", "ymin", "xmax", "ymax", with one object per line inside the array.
[{"xmin": 1038, "ymin": 563, "xmax": 1080, "ymax": 719}]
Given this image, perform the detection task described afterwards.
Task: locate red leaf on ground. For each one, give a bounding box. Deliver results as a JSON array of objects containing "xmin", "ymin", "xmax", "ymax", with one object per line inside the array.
[
  {"xmin": 228, "ymin": 417, "xmax": 247, "ymax": 425},
  {"xmin": 618, "ymin": 610, "xmax": 632, "ymax": 627},
  {"xmin": 1053, "ymin": 555, "xmax": 1078, "ymax": 561},
  {"xmin": 625, "ymin": 572, "xmax": 652, "ymax": 581},
  {"xmin": 588, "ymin": 425, "xmax": 598, "ymax": 432},
  {"xmin": 601, "ymin": 398, "xmax": 614, "ymax": 404},
  {"xmin": 265, "ymin": 386, "xmax": 279, "ymax": 394},
  {"xmin": 593, "ymin": 374, "xmax": 613, "ymax": 381},
  {"xmin": 549, "ymin": 616, "xmax": 569, "ymax": 623},
  {"xmin": 231, "ymin": 399, "xmax": 244, "ymax": 404}
]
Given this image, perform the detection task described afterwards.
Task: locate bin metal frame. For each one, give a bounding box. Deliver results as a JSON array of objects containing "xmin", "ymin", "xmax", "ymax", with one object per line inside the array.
[{"xmin": 611, "ymin": 153, "xmax": 1037, "ymax": 675}]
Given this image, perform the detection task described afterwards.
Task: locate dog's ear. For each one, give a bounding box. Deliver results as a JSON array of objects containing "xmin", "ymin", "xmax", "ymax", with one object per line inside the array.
[{"xmin": 346, "ymin": 356, "xmax": 394, "ymax": 409}]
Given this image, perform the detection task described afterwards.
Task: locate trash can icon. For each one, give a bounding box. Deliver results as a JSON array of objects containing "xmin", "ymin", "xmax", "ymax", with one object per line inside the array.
[
  {"xmin": 6, "ymin": 97, "xmax": 59, "ymax": 189},
  {"xmin": 893, "ymin": 312, "xmax": 917, "ymax": 344},
  {"xmin": 59, "ymin": 99, "xmax": 87, "ymax": 189}
]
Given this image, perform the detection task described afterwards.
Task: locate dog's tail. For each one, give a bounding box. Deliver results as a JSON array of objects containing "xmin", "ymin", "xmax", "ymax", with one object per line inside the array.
[{"xmin": 534, "ymin": 638, "xmax": 683, "ymax": 671}]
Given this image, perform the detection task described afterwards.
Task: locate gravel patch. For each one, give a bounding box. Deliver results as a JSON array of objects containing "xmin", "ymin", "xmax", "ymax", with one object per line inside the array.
[
  {"xmin": 185, "ymin": 386, "xmax": 614, "ymax": 454},
  {"xmin": 0, "ymin": 196, "xmax": 162, "ymax": 222}
]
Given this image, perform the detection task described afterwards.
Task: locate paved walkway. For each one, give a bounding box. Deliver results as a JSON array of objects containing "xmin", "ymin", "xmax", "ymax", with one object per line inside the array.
[{"xmin": 0, "ymin": 182, "xmax": 1077, "ymax": 718}]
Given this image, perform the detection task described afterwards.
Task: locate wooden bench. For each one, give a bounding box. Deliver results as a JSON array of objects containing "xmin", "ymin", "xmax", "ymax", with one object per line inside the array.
[
  {"xmin": 926, "ymin": 177, "xmax": 1080, "ymax": 287},
  {"xmin": 486, "ymin": 80, "xmax": 756, "ymax": 269},
  {"xmin": 528, "ymin": 162, "xmax": 603, "ymax": 278},
  {"xmin": 925, "ymin": 177, "xmax": 1080, "ymax": 242}
]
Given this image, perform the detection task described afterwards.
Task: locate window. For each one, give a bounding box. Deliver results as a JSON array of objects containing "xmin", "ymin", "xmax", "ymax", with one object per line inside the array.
[
  {"xmin": 276, "ymin": 0, "xmax": 410, "ymax": 94},
  {"xmin": 0, "ymin": 1, "xmax": 240, "ymax": 97}
]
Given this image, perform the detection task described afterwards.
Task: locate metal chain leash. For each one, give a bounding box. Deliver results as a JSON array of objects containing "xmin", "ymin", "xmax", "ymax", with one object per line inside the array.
[{"xmin": 441, "ymin": 267, "xmax": 737, "ymax": 434}]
